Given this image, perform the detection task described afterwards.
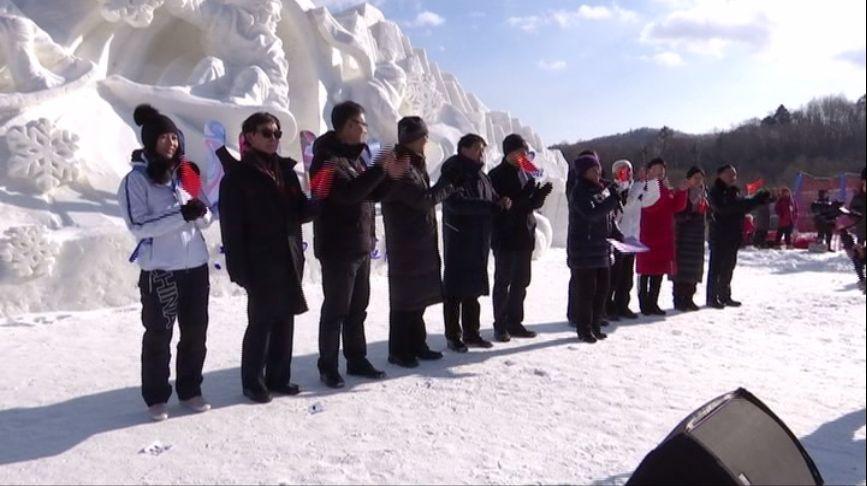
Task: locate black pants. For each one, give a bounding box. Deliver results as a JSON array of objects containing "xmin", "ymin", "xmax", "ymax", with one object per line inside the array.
[
  {"xmin": 492, "ymin": 249, "xmax": 532, "ymax": 333},
  {"xmin": 753, "ymin": 229, "xmax": 769, "ymax": 248},
  {"xmin": 444, "ymin": 297, "xmax": 481, "ymax": 342},
  {"xmin": 607, "ymin": 252, "xmax": 635, "ymax": 313},
  {"xmin": 707, "ymin": 241, "xmax": 739, "ymax": 303},
  {"xmin": 318, "ymin": 256, "xmax": 371, "ymax": 373},
  {"xmin": 389, "ymin": 309, "xmax": 428, "ymax": 359},
  {"xmin": 638, "ymin": 274, "xmax": 664, "ymax": 312},
  {"xmin": 139, "ymin": 265, "xmax": 209, "ymax": 407},
  {"xmin": 242, "ymin": 289, "xmax": 295, "ymax": 392},
  {"xmin": 817, "ymin": 225, "xmax": 833, "ymax": 249},
  {"xmin": 673, "ymin": 281, "xmax": 698, "ymax": 305},
  {"xmin": 775, "ymin": 225, "xmax": 794, "ymax": 247},
  {"xmin": 568, "ymin": 267, "xmax": 610, "ymax": 333}
]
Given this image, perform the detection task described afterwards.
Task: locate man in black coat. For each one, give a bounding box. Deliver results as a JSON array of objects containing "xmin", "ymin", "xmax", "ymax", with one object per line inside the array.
[
  {"xmin": 439, "ymin": 134, "xmax": 510, "ymax": 353},
  {"xmin": 309, "ymin": 101, "xmax": 402, "ymax": 388},
  {"xmin": 567, "ymin": 154, "xmax": 621, "ymax": 343},
  {"xmin": 811, "ymin": 190, "xmax": 836, "ymax": 252},
  {"xmin": 219, "ymin": 112, "xmax": 319, "ymax": 404},
  {"xmin": 706, "ymin": 164, "xmax": 772, "ymax": 309},
  {"xmin": 380, "ymin": 116, "xmax": 459, "ymax": 368},
  {"xmin": 489, "ymin": 134, "xmax": 553, "ymax": 342}
]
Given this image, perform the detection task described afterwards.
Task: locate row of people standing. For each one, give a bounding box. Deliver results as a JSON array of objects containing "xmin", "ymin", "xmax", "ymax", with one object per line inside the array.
[
  {"xmin": 565, "ymin": 154, "xmax": 772, "ymax": 343},
  {"xmin": 119, "ymin": 101, "xmax": 553, "ymax": 419}
]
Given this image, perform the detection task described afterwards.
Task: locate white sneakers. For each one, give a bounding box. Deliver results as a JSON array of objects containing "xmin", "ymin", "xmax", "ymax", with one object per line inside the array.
[
  {"xmin": 147, "ymin": 403, "xmax": 169, "ymax": 422},
  {"xmin": 147, "ymin": 396, "xmax": 211, "ymax": 421},
  {"xmin": 180, "ymin": 396, "xmax": 212, "ymax": 413}
]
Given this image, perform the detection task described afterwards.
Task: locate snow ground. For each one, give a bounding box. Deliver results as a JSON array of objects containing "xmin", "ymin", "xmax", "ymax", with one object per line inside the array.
[{"xmin": 0, "ymin": 248, "xmax": 864, "ymax": 485}]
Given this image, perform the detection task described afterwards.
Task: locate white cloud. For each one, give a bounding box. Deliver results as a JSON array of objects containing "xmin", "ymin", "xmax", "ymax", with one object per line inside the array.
[
  {"xmin": 404, "ymin": 10, "xmax": 445, "ymax": 28},
  {"xmin": 309, "ymin": 0, "xmax": 384, "ymax": 12},
  {"xmin": 836, "ymin": 48, "xmax": 867, "ymax": 68},
  {"xmin": 648, "ymin": 51, "xmax": 685, "ymax": 67},
  {"xmin": 537, "ymin": 59, "xmax": 568, "ymax": 71},
  {"xmin": 507, "ymin": 3, "xmax": 638, "ymax": 32}
]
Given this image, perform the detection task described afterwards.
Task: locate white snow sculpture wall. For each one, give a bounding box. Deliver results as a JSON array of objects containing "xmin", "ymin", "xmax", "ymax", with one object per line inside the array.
[{"xmin": 0, "ymin": 0, "xmax": 569, "ymax": 315}]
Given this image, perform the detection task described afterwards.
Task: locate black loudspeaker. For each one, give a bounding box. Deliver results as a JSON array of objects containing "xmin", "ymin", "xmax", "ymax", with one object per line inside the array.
[{"xmin": 628, "ymin": 388, "xmax": 824, "ymax": 486}]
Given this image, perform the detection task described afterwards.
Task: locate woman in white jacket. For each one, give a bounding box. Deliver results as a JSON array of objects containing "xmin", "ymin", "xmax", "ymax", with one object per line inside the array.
[
  {"xmin": 606, "ymin": 159, "xmax": 644, "ymax": 320},
  {"xmin": 118, "ymin": 104, "xmax": 213, "ymax": 422}
]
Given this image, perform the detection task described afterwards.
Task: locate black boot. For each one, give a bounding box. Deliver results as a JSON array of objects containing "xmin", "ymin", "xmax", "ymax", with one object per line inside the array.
[
  {"xmin": 320, "ymin": 370, "xmax": 345, "ymax": 389},
  {"xmin": 592, "ymin": 323, "xmax": 608, "ymax": 340},
  {"xmin": 347, "ymin": 359, "xmax": 386, "ymax": 379},
  {"xmin": 578, "ymin": 326, "xmax": 597, "ymax": 344}
]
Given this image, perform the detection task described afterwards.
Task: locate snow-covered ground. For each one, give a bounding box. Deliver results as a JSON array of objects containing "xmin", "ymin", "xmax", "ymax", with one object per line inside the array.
[{"xmin": 0, "ymin": 248, "xmax": 864, "ymax": 485}]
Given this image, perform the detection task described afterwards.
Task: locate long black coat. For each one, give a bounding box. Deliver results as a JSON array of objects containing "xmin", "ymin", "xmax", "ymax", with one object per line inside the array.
[
  {"xmin": 850, "ymin": 192, "xmax": 866, "ymax": 242},
  {"xmin": 567, "ymin": 178, "xmax": 619, "ymax": 269},
  {"xmin": 708, "ymin": 179, "xmax": 770, "ymax": 248},
  {"xmin": 673, "ymin": 195, "xmax": 708, "ymax": 284},
  {"xmin": 489, "ymin": 160, "xmax": 544, "ymax": 252},
  {"xmin": 380, "ymin": 146, "xmax": 455, "ymax": 311},
  {"xmin": 218, "ymin": 150, "xmax": 317, "ymax": 315},
  {"xmin": 309, "ymin": 131, "xmax": 385, "ymax": 261},
  {"xmin": 440, "ymin": 154, "xmax": 499, "ymax": 298}
]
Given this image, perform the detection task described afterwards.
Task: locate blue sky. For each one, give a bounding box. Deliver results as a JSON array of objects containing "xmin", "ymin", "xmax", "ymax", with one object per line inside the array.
[{"xmin": 313, "ymin": 0, "xmax": 867, "ymax": 145}]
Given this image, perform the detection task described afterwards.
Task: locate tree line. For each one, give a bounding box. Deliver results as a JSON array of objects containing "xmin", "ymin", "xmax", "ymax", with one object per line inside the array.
[{"xmin": 551, "ymin": 94, "xmax": 867, "ymax": 187}]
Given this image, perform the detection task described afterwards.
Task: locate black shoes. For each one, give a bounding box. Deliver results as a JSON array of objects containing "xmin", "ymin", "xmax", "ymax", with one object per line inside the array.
[
  {"xmin": 619, "ymin": 308, "xmax": 639, "ymax": 319},
  {"xmin": 592, "ymin": 328, "xmax": 608, "ymax": 340},
  {"xmin": 416, "ymin": 349, "xmax": 444, "ymax": 361},
  {"xmin": 722, "ymin": 298, "xmax": 743, "ymax": 307},
  {"xmin": 388, "ymin": 355, "xmax": 420, "ymax": 368},
  {"xmin": 446, "ymin": 339, "xmax": 469, "ymax": 353},
  {"xmin": 464, "ymin": 335, "xmax": 494, "ymax": 349},
  {"xmin": 320, "ymin": 370, "xmax": 345, "ymax": 389},
  {"xmin": 494, "ymin": 331, "xmax": 511, "ymax": 343},
  {"xmin": 243, "ymin": 387, "xmax": 273, "ymax": 404},
  {"xmin": 270, "ymin": 383, "xmax": 301, "ymax": 396},
  {"xmin": 347, "ymin": 360, "xmax": 386, "ymax": 380},
  {"xmin": 707, "ymin": 298, "xmax": 726, "ymax": 309},
  {"xmin": 577, "ymin": 331, "xmax": 598, "ymax": 344},
  {"xmin": 508, "ymin": 325, "xmax": 537, "ymax": 339}
]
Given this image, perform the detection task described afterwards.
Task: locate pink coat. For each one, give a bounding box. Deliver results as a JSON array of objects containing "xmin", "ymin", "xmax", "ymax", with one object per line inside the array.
[{"xmin": 636, "ymin": 182, "xmax": 688, "ymax": 276}]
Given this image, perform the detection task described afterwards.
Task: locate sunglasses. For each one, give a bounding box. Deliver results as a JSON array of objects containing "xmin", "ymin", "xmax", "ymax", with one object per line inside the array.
[{"xmin": 258, "ymin": 128, "xmax": 283, "ymax": 140}]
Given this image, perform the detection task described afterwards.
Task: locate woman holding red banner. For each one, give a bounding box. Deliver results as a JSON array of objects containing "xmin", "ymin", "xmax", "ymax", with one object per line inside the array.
[
  {"xmin": 774, "ymin": 187, "xmax": 798, "ymax": 249},
  {"xmin": 672, "ymin": 167, "xmax": 709, "ymax": 311},
  {"xmin": 635, "ymin": 158, "xmax": 689, "ymax": 316},
  {"xmin": 118, "ymin": 104, "xmax": 212, "ymax": 422}
]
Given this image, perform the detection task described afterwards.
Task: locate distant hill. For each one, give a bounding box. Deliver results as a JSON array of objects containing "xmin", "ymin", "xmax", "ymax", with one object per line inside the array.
[{"xmin": 551, "ymin": 95, "xmax": 866, "ymax": 186}]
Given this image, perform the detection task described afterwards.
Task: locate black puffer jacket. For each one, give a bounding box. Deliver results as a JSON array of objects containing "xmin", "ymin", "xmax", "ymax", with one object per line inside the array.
[
  {"xmin": 440, "ymin": 154, "xmax": 500, "ymax": 298},
  {"xmin": 673, "ymin": 194, "xmax": 708, "ymax": 284},
  {"xmin": 708, "ymin": 179, "xmax": 771, "ymax": 247},
  {"xmin": 489, "ymin": 160, "xmax": 546, "ymax": 252},
  {"xmin": 309, "ymin": 131, "xmax": 386, "ymax": 260},
  {"xmin": 380, "ymin": 146, "xmax": 456, "ymax": 311},
  {"xmin": 218, "ymin": 150, "xmax": 318, "ymax": 315},
  {"xmin": 567, "ymin": 178, "xmax": 619, "ymax": 269}
]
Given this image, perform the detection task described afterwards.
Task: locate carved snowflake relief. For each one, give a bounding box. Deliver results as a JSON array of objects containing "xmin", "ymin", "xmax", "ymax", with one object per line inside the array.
[
  {"xmin": 5, "ymin": 118, "xmax": 82, "ymax": 194},
  {"xmin": 0, "ymin": 225, "xmax": 60, "ymax": 279}
]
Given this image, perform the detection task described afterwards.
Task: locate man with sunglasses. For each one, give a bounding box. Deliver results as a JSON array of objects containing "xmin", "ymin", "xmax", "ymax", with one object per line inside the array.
[
  {"xmin": 219, "ymin": 112, "xmax": 318, "ymax": 404},
  {"xmin": 309, "ymin": 101, "xmax": 405, "ymax": 388}
]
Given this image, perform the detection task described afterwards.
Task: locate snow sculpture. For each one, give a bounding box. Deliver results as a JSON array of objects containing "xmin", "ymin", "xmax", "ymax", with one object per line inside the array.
[
  {"xmin": 0, "ymin": 225, "xmax": 59, "ymax": 278},
  {"xmin": 0, "ymin": 0, "xmax": 93, "ymax": 95},
  {"xmin": 5, "ymin": 118, "xmax": 82, "ymax": 194}
]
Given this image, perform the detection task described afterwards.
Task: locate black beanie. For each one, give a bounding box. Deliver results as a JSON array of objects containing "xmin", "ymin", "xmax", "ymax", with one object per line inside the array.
[
  {"xmin": 502, "ymin": 134, "xmax": 529, "ymax": 157},
  {"xmin": 687, "ymin": 166, "xmax": 705, "ymax": 178},
  {"xmin": 134, "ymin": 104, "xmax": 179, "ymax": 154},
  {"xmin": 398, "ymin": 116, "xmax": 429, "ymax": 145},
  {"xmin": 717, "ymin": 164, "xmax": 735, "ymax": 175}
]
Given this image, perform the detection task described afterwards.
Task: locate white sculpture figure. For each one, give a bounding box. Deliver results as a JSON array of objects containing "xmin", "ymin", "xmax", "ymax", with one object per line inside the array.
[
  {"xmin": 309, "ymin": 6, "xmax": 407, "ymax": 143},
  {"xmin": 101, "ymin": 0, "xmax": 290, "ymax": 109},
  {"xmin": 5, "ymin": 118, "xmax": 82, "ymax": 194},
  {"xmin": 0, "ymin": 0, "xmax": 90, "ymax": 93},
  {"xmin": 0, "ymin": 225, "xmax": 59, "ymax": 279}
]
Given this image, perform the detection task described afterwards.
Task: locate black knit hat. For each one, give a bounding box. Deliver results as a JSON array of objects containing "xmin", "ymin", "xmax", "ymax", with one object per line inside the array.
[
  {"xmin": 398, "ymin": 116, "xmax": 429, "ymax": 145},
  {"xmin": 134, "ymin": 104, "xmax": 179, "ymax": 154},
  {"xmin": 687, "ymin": 166, "xmax": 705, "ymax": 178},
  {"xmin": 502, "ymin": 134, "xmax": 529, "ymax": 157},
  {"xmin": 716, "ymin": 163, "xmax": 736, "ymax": 175}
]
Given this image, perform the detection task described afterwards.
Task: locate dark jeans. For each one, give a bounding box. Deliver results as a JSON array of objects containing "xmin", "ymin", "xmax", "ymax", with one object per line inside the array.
[
  {"xmin": 568, "ymin": 267, "xmax": 610, "ymax": 333},
  {"xmin": 775, "ymin": 225, "xmax": 794, "ymax": 247},
  {"xmin": 707, "ymin": 241, "xmax": 739, "ymax": 303},
  {"xmin": 444, "ymin": 297, "xmax": 481, "ymax": 342},
  {"xmin": 492, "ymin": 249, "xmax": 532, "ymax": 333},
  {"xmin": 242, "ymin": 288, "xmax": 295, "ymax": 392},
  {"xmin": 389, "ymin": 309, "xmax": 429, "ymax": 359},
  {"xmin": 753, "ymin": 229, "xmax": 769, "ymax": 248},
  {"xmin": 607, "ymin": 252, "xmax": 635, "ymax": 313},
  {"xmin": 317, "ymin": 256, "xmax": 371, "ymax": 373},
  {"xmin": 638, "ymin": 274, "xmax": 664, "ymax": 312},
  {"xmin": 139, "ymin": 265, "xmax": 209, "ymax": 407}
]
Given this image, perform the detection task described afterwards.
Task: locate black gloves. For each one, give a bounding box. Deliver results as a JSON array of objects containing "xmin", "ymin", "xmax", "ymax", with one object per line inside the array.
[
  {"xmin": 537, "ymin": 182, "xmax": 554, "ymax": 199},
  {"xmin": 181, "ymin": 198, "xmax": 207, "ymax": 222}
]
